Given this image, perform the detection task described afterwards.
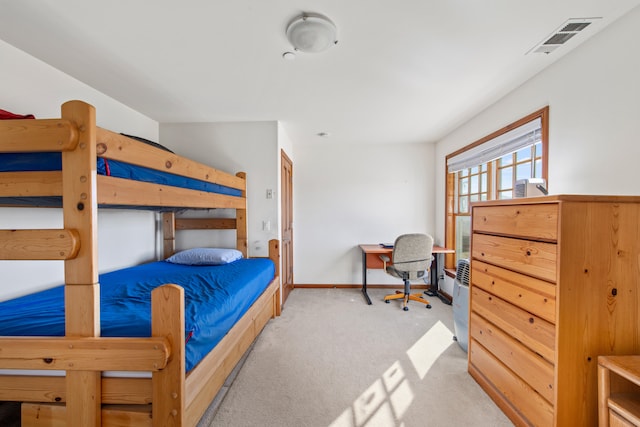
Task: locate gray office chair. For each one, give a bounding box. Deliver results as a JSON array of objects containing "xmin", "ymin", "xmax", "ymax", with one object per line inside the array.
[{"xmin": 381, "ymin": 233, "xmax": 434, "ymax": 311}]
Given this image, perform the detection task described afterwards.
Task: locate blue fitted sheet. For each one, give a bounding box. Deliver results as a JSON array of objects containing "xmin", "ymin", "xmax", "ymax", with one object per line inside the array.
[
  {"xmin": 0, "ymin": 258, "xmax": 275, "ymax": 372},
  {"xmin": 0, "ymin": 153, "xmax": 242, "ymax": 197}
]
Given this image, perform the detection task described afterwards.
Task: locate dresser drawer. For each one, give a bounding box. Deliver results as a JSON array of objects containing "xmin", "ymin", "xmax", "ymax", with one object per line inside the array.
[
  {"xmin": 471, "ymin": 312, "xmax": 554, "ymax": 404},
  {"xmin": 472, "ymin": 260, "xmax": 556, "ymax": 324},
  {"xmin": 472, "ymin": 233, "xmax": 557, "ymax": 282},
  {"xmin": 472, "ymin": 203, "xmax": 558, "ymax": 241},
  {"xmin": 471, "ymin": 286, "xmax": 555, "ymax": 363},
  {"xmin": 469, "ymin": 339, "xmax": 554, "ymax": 426}
]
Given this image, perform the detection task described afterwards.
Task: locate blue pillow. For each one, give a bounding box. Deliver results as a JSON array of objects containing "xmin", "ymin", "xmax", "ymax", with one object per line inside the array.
[{"xmin": 165, "ymin": 248, "xmax": 243, "ymax": 265}]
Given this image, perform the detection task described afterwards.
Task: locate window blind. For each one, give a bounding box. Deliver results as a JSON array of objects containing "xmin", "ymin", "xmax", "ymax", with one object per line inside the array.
[{"xmin": 447, "ymin": 118, "xmax": 542, "ymax": 173}]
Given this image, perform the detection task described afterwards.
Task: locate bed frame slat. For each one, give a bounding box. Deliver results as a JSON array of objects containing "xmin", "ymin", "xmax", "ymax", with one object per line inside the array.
[
  {"xmin": 102, "ymin": 378, "xmax": 152, "ymax": 405},
  {"xmin": 96, "ymin": 128, "xmax": 246, "ymax": 191},
  {"xmin": 174, "ymin": 218, "xmax": 237, "ymax": 230},
  {"xmin": 0, "ymin": 376, "xmax": 65, "ymax": 403},
  {"xmin": 0, "ymin": 337, "xmax": 169, "ymax": 371},
  {"xmin": 0, "ymin": 229, "xmax": 79, "ymax": 260},
  {"xmin": 97, "ymin": 175, "xmax": 245, "ymax": 209},
  {"xmin": 0, "ymin": 376, "xmax": 153, "ymax": 405},
  {"xmin": 22, "ymin": 403, "xmax": 153, "ymax": 427},
  {"xmin": 0, "ymin": 118, "xmax": 78, "ymax": 152},
  {"xmin": 0, "ymin": 171, "xmax": 62, "ymax": 197}
]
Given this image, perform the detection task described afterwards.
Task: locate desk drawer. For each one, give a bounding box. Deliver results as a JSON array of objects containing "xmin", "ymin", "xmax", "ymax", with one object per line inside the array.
[
  {"xmin": 365, "ymin": 252, "xmax": 389, "ymax": 269},
  {"xmin": 472, "ymin": 233, "xmax": 557, "ymax": 282},
  {"xmin": 471, "ymin": 286, "xmax": 555, "ymax": 363},
  {"xmin": 472, "ymin": 203, "xmax": 558, "ymax": 241},
  {"xmin": 472, "ymin": 260, "xmax": 556, "ymax": 324},
  {"xmin": 469, "ymin": 339, "xmax": 554, "ymax": 427}
]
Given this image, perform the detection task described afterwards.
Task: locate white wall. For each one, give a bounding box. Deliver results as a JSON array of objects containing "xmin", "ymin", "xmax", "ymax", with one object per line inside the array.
[
  {"xmin": 294, "ymin": 141, "xmax": 435, "ymax": 285},
  {"xmin": 434, "ymin": 6, "xmax": 640, "ymax": 295},
  {"xmin": 160, "ymin": 121, "xmax": 280, "ymax": 257},
  {"xmin": 0, "ymin": 40, "xmax": 159, "ymax": 300}
]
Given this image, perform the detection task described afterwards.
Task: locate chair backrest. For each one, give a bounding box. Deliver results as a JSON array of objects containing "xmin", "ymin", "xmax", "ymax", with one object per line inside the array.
[{"xmin": 391, "ymin": 233, "xmax": 434, "ymax": 280}]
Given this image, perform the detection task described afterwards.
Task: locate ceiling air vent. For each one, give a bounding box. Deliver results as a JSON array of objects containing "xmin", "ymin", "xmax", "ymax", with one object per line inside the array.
[{"xmin": 528, "ymin": 18, "xmax": 601, "ymax": 55}]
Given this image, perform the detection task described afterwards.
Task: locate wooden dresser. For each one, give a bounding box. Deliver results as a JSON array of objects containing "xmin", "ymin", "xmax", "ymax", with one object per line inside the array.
[{"xmin": 468, "ymin": 195, "xmax": 640, "ymax": 426}]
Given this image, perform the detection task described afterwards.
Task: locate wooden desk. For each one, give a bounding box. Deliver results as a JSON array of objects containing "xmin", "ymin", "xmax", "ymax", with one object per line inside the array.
[{"xmin": 359, "ymin": 244, "xmax": 454, "ymax": 305}]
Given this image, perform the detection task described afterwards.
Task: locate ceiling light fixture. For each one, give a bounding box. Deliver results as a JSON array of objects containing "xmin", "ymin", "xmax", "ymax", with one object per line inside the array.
[{"xmin": 286, "ymin": 13, "xmax": 338, "ymax": 53}]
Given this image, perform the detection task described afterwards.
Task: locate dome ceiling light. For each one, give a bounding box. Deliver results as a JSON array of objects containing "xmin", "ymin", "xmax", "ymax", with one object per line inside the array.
[{"xmin": 285, "ymin": 13, "xmax": 338, "ymax": 54}]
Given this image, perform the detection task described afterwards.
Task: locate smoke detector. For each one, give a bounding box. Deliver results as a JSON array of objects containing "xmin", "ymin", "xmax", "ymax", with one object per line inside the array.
[{"xmin": 527, "ymin": 18, "xmax": 601, "ymax": 55}]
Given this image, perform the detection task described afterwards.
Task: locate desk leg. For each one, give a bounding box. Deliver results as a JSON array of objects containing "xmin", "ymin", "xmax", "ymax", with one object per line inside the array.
[
  {"xmin": 425, "ymin": 254, "xmax": 452, "ymax": 305},
  {"xmin": 361, "ymin": 250, "xmax": 372, "ymax": 305},
  {"xmin": 425, "ymin": 255, "xmax": 438, "ymax": 297}
]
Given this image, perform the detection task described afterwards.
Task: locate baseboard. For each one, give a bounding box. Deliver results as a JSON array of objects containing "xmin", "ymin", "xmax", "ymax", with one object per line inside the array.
[
  {"xmin": 293, "ymin": 284, "xmax": 428, "ymax": 289},
  {"xmin": 437, "ymin": 289, "xmax": 453, "ymax": 304}
]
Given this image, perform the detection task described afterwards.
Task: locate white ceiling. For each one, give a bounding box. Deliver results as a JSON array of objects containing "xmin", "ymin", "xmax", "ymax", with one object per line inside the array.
[{"xmin": 1, "ymin": 1, "xmax": 639, "ymax": 146}]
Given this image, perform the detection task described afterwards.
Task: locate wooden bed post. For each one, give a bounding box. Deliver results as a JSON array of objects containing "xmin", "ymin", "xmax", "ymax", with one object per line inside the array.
[
  {"xmin": 152, "ymin": 284, "xmax": 185, "ymax": 426},
  {"xmin": 236, "ymin": 172, "xmax": 248, "ymax": 257},
  {"xmin": 269, "ymin": 239, "xmax": 282, "ymax": 316},
  {"xmin": 61, "ymin": 100, "xmax": 101, "ymax": 425},
  {"xmin": 163, "ymin": 212, "xmax": 176, "ymax": 258}
]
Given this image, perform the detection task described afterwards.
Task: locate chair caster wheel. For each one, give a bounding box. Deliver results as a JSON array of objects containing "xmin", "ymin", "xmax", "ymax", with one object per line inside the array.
[
  {"xmin": 403, "ymin": 306, "xmax": 409, "ymax": 311},
  {"xmin": 426, "ymin": 304, "xmax": 432, "ymax": 309},
  {"xmin": 385, "ymin": 300, "xmax": 390, "ymax": 303}
]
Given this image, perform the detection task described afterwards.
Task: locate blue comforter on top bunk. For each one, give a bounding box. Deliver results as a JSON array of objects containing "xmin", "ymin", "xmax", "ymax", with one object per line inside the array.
[
  {"xmin": 0, "ymin": 153, "xmax": 242, "ymax": 197},
  {"xmin": 0, "ymin": 258, "xmax": 275, "ymax": 372}
]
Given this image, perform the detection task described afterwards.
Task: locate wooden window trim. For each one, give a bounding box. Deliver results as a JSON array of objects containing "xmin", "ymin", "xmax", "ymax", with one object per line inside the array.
[{"xmin": 444, "ymin": 106, "xmax": 549, "ymax": 269}]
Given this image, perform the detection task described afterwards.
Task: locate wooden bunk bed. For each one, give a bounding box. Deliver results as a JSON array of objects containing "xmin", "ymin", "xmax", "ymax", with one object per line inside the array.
[{"xmin": 0, "ymin": 100, "xmax": 281, "ymax": 426}]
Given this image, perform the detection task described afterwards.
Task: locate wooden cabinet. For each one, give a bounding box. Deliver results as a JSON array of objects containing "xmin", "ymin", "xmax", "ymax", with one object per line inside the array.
[
  {"xmin": 469, "ymin": 195, "xmax": 640, "ymax": 426},
  {"xmin": 598, "ymin": 355, "xmax": 640, "ymax": 427}
]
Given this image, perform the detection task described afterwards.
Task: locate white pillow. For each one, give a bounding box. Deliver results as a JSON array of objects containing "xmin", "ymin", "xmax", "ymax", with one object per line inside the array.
[{"xmin": 165, "ymin": 248, "xmax": 243, "ymax": 265}]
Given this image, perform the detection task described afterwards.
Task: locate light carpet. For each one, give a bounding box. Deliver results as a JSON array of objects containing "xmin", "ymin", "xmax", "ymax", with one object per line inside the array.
[{"xmin": 202, "ymin": 288, "xmax": 513, "ymax": 427}]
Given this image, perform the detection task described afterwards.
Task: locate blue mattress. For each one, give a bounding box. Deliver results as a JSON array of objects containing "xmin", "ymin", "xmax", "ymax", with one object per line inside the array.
[
  {"xmin": 0, "ymin": 258, "xmax": 275, "ymax": 372},
  {"xmin": 0, "ymin": 153, "xmax": 242, "ymax": 197}
]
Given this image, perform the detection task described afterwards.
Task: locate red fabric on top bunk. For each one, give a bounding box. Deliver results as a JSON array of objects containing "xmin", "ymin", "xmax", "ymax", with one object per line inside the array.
[{"xmin": 0, "ymin": 109, "xmax": 35, "ymax": 120}]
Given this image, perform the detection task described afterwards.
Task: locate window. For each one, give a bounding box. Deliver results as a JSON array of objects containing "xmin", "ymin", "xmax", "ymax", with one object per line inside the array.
[
  {"xmin": 496, "ymin": 142, "xmax": 544, "ymax": 199},
  {"xmin": 444, "ymin": 107, "xmax": 548, "ymax": 268}
]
